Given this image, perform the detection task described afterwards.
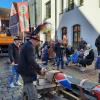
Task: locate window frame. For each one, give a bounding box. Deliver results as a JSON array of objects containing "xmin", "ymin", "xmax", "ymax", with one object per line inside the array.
[
  {"xmin": 78, "ymin": 0, "xmax": 84, "ymax": 7},
  {"xmin": 68, "ymin": 0, "xmax": 74, "ymax": 11},
  {"xmin": 45, "ymin": 1, "xmax": 51, "ymax": 19},
  {"xmin": 73, "ymin": 24, "xmax": 81, "ymax": 48}
]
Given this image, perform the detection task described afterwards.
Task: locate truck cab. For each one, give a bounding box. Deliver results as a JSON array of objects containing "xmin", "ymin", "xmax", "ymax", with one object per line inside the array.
[{"xmin": 0, "ymin": 32, "xmax": 14, "ymax": 53}]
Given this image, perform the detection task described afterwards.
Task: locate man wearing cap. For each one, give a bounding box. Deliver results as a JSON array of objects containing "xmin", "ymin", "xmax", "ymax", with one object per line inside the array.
[
  {"xmin": 18, "ymin": 31, "xmax": 46, "ymax": 99},
  {"xmin": 8, "ymin": 36, "xmax": 22, "ymax": 88}
]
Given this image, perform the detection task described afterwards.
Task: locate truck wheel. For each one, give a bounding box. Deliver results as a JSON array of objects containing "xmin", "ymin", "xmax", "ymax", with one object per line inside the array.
[{"xmin": 23, "ymin": 83, "xmax": 39, "ymax": 100}]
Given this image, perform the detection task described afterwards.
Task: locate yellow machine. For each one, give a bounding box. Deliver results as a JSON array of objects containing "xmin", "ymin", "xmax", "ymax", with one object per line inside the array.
[{"xmin": 0, "ymin": 33, "xmax": 14, "ymax": 53}]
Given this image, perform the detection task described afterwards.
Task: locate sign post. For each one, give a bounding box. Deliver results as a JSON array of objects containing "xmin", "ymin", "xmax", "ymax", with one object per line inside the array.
[{"xmin": 17, "ymin": 2, "xmax": 29, "ymax": 42}]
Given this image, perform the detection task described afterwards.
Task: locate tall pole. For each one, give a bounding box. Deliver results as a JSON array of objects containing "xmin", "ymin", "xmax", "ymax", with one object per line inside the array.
[
  {"xmin": 34, "ymin": 0, "xmax": 37, "ymax": 26},
  {"xmin": 55, "ymin": 0, "xmax": 57, "ymax": 40},
  {"xmin": 22, "ymin": 0, "xmax": 25, "ymax": 43}
]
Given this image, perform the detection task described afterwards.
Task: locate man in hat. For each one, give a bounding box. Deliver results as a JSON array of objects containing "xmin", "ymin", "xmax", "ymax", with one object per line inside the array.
[
  {"xmin": 8, "ymin": 36, "xmax": 22, "ymax": 88},
  {"xmin": 17, "ymin": 32, "xmax": 46, "ymax": 100}
]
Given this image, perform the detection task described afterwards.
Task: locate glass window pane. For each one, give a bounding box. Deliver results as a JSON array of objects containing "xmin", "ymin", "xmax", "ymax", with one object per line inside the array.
[
  {"xmin": 68, "ymin": 0, "xmax": 74, "ymax": 11},
  {"xmin": 73, "ymin": 25, "xmax": 81, "ymax": 48},
  {"xmin": 46, "ymin": 1, "xmax": 51, "ymax": 19}
]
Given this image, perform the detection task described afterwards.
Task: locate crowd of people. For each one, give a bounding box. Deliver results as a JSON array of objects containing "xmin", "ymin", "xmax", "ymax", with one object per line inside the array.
[
  {"xmin": 37, "ymin": 38, "xmax": 94, "ymax": 72},
  {"xmin": 7, "ymin": 24, "xmax": 100, "ymax": 99}
]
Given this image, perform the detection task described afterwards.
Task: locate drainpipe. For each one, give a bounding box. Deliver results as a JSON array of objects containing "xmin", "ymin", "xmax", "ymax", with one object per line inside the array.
[
  {"xmin": 55, "ymin": 0, "xmax": 57, "ymax": 40},
  {"xmin": 34, "ymin": 0, "xmax": 37, "ymax": 26}
]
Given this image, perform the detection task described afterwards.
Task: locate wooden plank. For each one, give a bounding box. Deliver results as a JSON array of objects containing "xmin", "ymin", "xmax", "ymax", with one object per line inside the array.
[
  {"xmin": 59, "ymin": 88, "xmax": 79, "ymax": 100},
  {"xmin": 36, "ymin": 79, "xmax": 58, "ymax": 90}
]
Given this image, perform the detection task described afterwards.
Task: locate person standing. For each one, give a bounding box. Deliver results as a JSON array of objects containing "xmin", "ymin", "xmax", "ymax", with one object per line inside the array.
[
  {"xmin": 54, "ymin": 40, "xmax": 64, "ymax": 69},
  {"xmin": 95, "ymin": 55, "xmax": 100, "ymax": 83},
  {"xmin": 17, "ymin": 32, "xmax": 46, "ymax": 100},
  {"xmin": 95, "ymin": 35, "xmax": 100, "ymax": 83},
  {"xmin": 8, "ymin": 36, "xmax": 21, "ymax": 88},
  {"xmin": 95, "ymin": 35, "xmax": 100, "ymax": 56}
]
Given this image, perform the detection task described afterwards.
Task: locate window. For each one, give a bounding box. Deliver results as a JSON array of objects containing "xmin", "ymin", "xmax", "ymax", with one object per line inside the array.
[
  {"xmin": 68, "ymin": 0, "xmax": 74, "ymax": 11},
  {"xmin": 60, "ymin": 0, "xmax": 64, "ymax": 13},
  {"xmin": 79, "ymin": 0, "xmax": 84, "ymax": 6},
  {"xmin": 99, "ymin": 0, "xmax": 100, "ymax": 8},
  {"xmin": 46, "ymin": 1, "xmax": 51, "ymax": 19},
  {"xmin": 73, "ymin": 24, "xmax": 81, "ymax": 48}
]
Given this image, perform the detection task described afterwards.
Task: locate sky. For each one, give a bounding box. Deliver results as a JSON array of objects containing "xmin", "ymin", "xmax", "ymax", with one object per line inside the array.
[{"xmin": 0, "ymin": 0, "xmax": 22, "ymax": 8}]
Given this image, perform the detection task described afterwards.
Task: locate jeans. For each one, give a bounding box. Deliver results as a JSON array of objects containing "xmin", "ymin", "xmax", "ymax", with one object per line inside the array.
[
  {"xmin": 8, "ymin": 65, "xmax": 19, "ymax": 84},
  {"xmin": 56, "ymin": 56, "xmax": 64, "ymax": 69},
  {"xmin": 98, "ymin": 51, "xmax": 100, "ymax": 56}
]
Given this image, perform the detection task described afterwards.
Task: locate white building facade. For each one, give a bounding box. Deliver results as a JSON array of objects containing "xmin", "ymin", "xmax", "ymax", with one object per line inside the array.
[
  {"xmin": 57, "ymin": 0, "xmax": 100, "ymax": 49},
  {"xmin": 27, "ymin": 0, "xmax": 100, "ymax": 49}
]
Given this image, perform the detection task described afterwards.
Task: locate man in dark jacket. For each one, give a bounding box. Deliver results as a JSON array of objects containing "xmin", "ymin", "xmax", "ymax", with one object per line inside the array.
[
  {"xmin": 79, "ymin": 44, "xmax": 94, "ymax": 72},
  {"xmin": 18, "ymin": 31, "xmax": 46, "ymax": 100},
  {"xmin": 8, "ymin": 36, "xmax": 21, "ymax": 88},
  {"xmin": 54, "ymin": 40, "xmax": 64, "ymax": 69},
  {"xmin": 95, "ymin": 35, "xmax": 100, "ymax": 56}
]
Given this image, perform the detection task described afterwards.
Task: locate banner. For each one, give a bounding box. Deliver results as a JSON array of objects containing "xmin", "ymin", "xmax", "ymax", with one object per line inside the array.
[
  {"xmin": 9, "ymin": 3, "xmax": 19, "ymax": 36},
  {"xmin": 17, "ymin": 2, "xmax": 29, "ymax": 32}
]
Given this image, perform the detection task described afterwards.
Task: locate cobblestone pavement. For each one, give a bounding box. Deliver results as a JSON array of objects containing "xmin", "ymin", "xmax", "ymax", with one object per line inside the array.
[
  {"xmin": 61, "ymin": 62, "xmax": 98, "ymax": 83},
  {"xmin": 0, "ymin": 57, "xmax": 99, "ymax": 100},
  {"xmin": 0, "ymin": 57, "xmax": 23, "ymax": 100}
]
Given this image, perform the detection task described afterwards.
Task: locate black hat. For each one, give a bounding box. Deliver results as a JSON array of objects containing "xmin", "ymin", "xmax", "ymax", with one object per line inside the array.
[
  {"xmin": 31, "ymin": 26, "xmax": 40, "ymax": 36},
  {"xmin": 30, "ymin": 34, "xmax": 41, "ymax": 41},
  {"xmin": 30, "ymin": 25, "xmax": 41, "ymax": 41}
]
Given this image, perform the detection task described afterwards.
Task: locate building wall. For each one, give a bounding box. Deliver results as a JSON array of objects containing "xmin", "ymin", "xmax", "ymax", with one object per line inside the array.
[
  {"xmin": 57, "ymin": 0, "xmax": 100, "ymax": 49},
  {"xmin": 42, "ymin": 0, "xmax": 55, "ymax": 40},
  {"xmin": 28, "ymin": 0, "xmax": 42, "ymax": 27},
  {"xmin": 27, "ymin": 0, "xmax": 100, "ymax": 49}
]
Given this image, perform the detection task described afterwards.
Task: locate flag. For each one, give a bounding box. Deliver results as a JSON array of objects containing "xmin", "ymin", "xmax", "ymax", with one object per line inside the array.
[
  {"xmin": 9, "ymin": 3, "xmax": 19, "ymax": 36},
  {"xmin": 17, "ymin": 2, "xmax": 29, "ymax": 32}
]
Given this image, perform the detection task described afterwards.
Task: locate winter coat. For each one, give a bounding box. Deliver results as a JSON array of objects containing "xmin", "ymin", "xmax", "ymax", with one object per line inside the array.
[
  {"xmin": 95, "ymin": 35, "xmax": 100, "ymax": 51},
  {"xmin": 18, "ymin": 41, "xmax": 41, "ymax": 79},
  {"xmin": 95, "ymin": 56, "xmax": 100, "ymax": 69},
  {"xmin": 65, "ymin": 47, "xmax": 74, "ymax": 57},
  {"xmin": 54, "ymin": 42, "xmax": 64, "ymax": 57},
  {"xmin": 42, "ymin": 47, "xmax": 48, "ymax": 61},
  {"xmin": 8, "ymin": 43, "xmax": 19, "ymax": 64},
  {"xmin": 84, "ymin": 49, "xmax": 94, "ymax": 65},
  {"xmin": 79, "ymin": 49, "xmax": 94, "ymax": 66},
  {"xmin": 78, "ymin": 40, "xmax": 87, "ymax": 50}
]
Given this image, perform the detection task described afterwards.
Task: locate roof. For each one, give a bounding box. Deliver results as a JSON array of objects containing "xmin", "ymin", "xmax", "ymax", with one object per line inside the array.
[{"xmin": 0, "ymin": 7, "xmax": 10, "ymax": 20}]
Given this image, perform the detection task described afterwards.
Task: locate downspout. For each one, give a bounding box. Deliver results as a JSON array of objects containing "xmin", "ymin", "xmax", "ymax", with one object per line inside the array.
[{"xmin": 55, "ymin": 0, "xmax": 57, "ymax": 40}]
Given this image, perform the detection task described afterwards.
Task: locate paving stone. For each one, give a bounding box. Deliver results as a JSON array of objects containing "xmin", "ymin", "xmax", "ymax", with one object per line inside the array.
[
  {"xmin": 3, "ymin": 95, "xmax": 13, "ymax": 100},
  {"xmin": 0, "ymin": 57, "xmax": 98, "ymax": 100}
]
